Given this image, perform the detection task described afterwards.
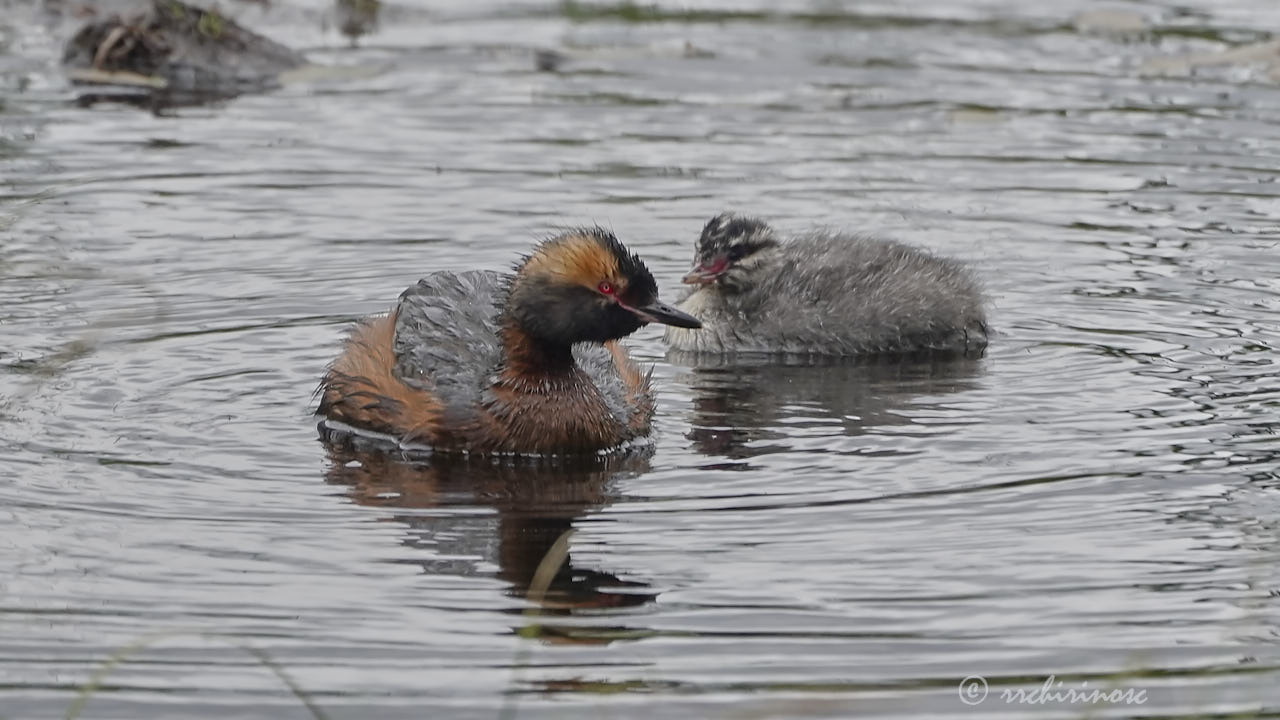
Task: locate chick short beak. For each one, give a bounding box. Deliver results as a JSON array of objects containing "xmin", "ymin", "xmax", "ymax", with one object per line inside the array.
[
  {"xmin": 681, "ymin": 268, "xmax": 719, "ymax": 285},
  {"xmin": 681, "ymin": 255, "xmax": 729, "ymax": 285}
]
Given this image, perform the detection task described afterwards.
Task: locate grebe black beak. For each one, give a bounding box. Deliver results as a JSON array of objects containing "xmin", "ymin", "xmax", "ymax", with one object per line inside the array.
[{"xmin": 625, "ymin": 299, "xmax": 702, "ymax": 329}]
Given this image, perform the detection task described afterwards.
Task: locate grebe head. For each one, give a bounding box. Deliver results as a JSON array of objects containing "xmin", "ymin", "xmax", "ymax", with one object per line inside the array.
[
  {"xmin": 683, "ymin": 213, "xmax": 780, "ymax": 293},
  {"xmin": 508, "ymin": 227, "xmax": 701, "ymax": 346}
]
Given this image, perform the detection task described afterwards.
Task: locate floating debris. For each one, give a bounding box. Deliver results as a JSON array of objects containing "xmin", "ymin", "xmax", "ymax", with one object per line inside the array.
[
  {"xmin": 334, "ymin": 0, "xmax": 380, "ymax": 46},
  {"xmin": 1141, "ymin": 38, "xmax": 1280, "ymax": 81},
  {"xmin": 62, "ymin": 0, "xmax": 306, "ymax": 107},
  {"xmin": 1072, "ymin": 9, "xmax": 1150, "ymax": 36},
  {"xmin": 534, "ymin": 48, "xmax": 568, "ymax": 72}
]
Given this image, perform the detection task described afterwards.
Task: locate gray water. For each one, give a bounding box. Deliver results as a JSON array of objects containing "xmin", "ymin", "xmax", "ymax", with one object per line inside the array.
[{"xmin": 3, "ymin": 0, "xmax": 1280, "ymax": 718}]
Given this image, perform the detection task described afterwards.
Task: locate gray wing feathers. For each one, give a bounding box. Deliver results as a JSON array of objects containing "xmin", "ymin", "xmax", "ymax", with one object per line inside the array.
[{"xmin": 393, "ymin": 270, "xmax": 506, "ymax": 406}]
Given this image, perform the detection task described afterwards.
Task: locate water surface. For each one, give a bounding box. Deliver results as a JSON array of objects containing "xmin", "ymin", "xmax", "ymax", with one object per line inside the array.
[{"xmin": 3, "ymin": 0, "xmax": 1280, "ymax": 718}]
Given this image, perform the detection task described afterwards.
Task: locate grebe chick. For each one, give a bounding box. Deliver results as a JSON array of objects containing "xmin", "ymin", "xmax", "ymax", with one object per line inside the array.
[
  {"xmin": 664, "ymin": 213, "xmax": 988, "ymax": 356},
  {"xmin": 319, "ymin": 228, "xmax": 700, "ymax": 455}
]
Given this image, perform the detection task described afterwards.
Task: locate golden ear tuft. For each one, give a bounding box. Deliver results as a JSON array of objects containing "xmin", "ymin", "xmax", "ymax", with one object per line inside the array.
[{"xmin": 523, "ymin": 231, "xmax": 621, "ymax": 288}]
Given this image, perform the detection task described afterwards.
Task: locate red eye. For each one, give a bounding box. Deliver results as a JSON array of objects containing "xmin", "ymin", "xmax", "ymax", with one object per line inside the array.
[{"xmin": 598, "ymin": 281, "xmax": 615, "ymax": 295}]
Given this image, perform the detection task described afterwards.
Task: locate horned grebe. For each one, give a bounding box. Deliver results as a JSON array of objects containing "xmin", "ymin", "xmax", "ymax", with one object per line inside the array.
[{"xmin": 319, "ymin": 228, "xmax": 700, "ymax": 455}]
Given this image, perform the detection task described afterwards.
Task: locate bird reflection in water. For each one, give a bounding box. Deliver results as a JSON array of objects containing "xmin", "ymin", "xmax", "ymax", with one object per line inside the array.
[
  {"xmin": 670, "ymin": 352, "xmax": 986, "ymax": 463},
  {"xmin": 322, "ymin": 435, "xmax": 657, "ymax": 643}
]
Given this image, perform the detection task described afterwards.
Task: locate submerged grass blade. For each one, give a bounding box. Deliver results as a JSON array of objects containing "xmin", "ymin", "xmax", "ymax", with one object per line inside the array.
[
  {"xmin": 240, "ymin": 645, "xmax": 332, "ymax": 720},
  {"xmin": 64, "ymin": 631, "xmax": 172, "ymax": 720},
  {"xmin": 63, "ymin": 630, "xmax": 331, "ymax": 720},
  {"xmin": 499, "ymin": 528, "xmax": 575, "ymax": 720}
]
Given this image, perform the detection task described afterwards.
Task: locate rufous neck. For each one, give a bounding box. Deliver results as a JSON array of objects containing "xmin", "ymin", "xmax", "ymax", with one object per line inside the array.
[{"xmin": 498, "ymin": 315, "xmax": 576, "ymax": 381}]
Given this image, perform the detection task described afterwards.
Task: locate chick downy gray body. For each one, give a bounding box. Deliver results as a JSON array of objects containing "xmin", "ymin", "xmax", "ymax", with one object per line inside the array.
[{"xmin": 665, "ymin": 214, "xmax": 988, "ymax": 356}]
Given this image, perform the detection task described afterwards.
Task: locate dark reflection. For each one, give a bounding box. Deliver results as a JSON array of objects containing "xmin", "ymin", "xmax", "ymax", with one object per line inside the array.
[
  {"xmin": 335, "ymin": 0, "xmax": 381, "ymax": 46},
  {"xmin": 669, "ymin": 352, "xmax": 985, "ymax": 462},
  {"xmin": 322, "ymin": 432, "xmax": 657, "ymax": 632}
]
